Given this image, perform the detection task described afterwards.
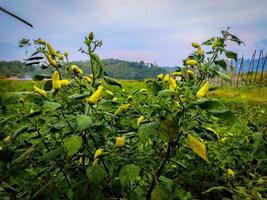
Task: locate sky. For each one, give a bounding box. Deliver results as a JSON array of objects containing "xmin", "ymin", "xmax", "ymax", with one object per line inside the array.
[{"xmin": 0, "ymin": 0, "xmax": 267, "ymax": 66}]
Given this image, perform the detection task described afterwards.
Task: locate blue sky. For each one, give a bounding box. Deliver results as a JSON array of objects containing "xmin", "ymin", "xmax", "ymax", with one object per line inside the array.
[{"xmin": 1, "ymin": 0, "xmax": 267, "ymax": 66}]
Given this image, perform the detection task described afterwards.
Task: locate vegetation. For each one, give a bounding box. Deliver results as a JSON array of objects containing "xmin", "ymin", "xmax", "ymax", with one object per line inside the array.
[
  {"xmin": 0, "ymin": 29, "xmax": 266, "ymax": 200},
  {"xmin": 0, "ymin": 59, "xmax": 171, "ymax": 80}
]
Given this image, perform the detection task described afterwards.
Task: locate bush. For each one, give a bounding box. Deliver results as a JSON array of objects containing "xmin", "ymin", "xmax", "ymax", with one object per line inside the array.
[{"xmin": 0, "ymin": 29, "xmax": 266, "ymax": 200}]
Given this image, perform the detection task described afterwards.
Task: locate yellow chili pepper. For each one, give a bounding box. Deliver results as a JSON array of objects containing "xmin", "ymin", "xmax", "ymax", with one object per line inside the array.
[
  {"xmin": 3, "ymin": 135, "xmax": 12, "ymax": 142},
  {"xmin": 93, "ymin": 148, "xmax": 102, "ymax": 165},
  {"xmin": 84, "ymin": 76, "xmax": 93, "ymax": 85},
  {"xmin": 114, "ymin": 104, "xmax": 130, "ymax": 115},
  {"xmin": 47, "ymin": 43, "xmax": 57, "ymax": 56},
  {"xmin": 70, "ymin": 65, "xmax": 83, "ymax": 74},
  {"xmin": 35, "ymin": 38, "xmax": 46, "ymax": 45},
  {"xmin": 86, "ymin": 85, "xmax": 104, "ymax": 105},
  {"xmin": 171, "ymin": 71, "xmax": 182, "ymax": 76},
  {"xmin": 60, "ymin": 79, "xmax": 70, "ymax": 86},
  {"xmin": 127, "ymin": 95, "xmax": 133, "ymax": 103},
  {"xmin": 192, "ymin": 42, "xmax": 200, "ymax": 48},
  {"xmin": 163, "ymin": 74, "xmax": 170, "ymax": 82},
  {"xmin": 33, "ymin": 85, "xmax": 47, "ymax": 97},
  {"xmin": 157, "ymin": 74, "xmax": 164, "ymax": 80},
  {"xmin": 196, "ymin": 82, "xmax": 209, "ymax": 98},
  {"xmin": 197, "ymin": 46, "xmax": 203, "ymax": 56},
  {"xmin": 186, "ymin": 70, "xmax": 195, "ymax": 79},
  {"xmin": 105, "ymin": 90, "xmax": 114, "ymax": 96},
  {"xmin": 52, "ymin": 71, "xmax": 61, "ymax": 90},
  {"xmin": 115, "ymin": 136, "xmax": 125, "ymax": 147},
  {"xmin": 186, "ymin": 59, "xmax": 197, "ymax": 66},
  {"xmin": 227, "ymin": 168, "xmax": 235, "ymax": 177},
  {"xmin": 139, "ymin": 88, "xmax": 147, "ymax": 93},
  {"xmin": 137, "ymin": 116, "xmax": 145, "ymax": 127},
  {"xmin": 112, "ymin": 97, "xmax": 118, "ymax": 102},
  {"xmin": 46, "ymin": 54, "xmax": 58, "ymax": 67},
  {"xmin": 56, "ymin": 53, "xmax": 64, "ymax": 61},
  {"xmin": 168, "ymin": 77, "xmax": 177, "ymax": 91}
]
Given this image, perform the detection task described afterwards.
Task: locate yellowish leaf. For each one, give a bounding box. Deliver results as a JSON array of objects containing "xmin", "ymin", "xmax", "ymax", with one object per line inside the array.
[{"xmin": 187, "ymin": 134, "xmax": 208, "ymax": 162}]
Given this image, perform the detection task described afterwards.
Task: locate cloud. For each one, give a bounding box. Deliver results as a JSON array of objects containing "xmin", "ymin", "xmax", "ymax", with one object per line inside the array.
[{"xmin": 0, "ymin": 0, "xmax": 267, "ymax": 65}]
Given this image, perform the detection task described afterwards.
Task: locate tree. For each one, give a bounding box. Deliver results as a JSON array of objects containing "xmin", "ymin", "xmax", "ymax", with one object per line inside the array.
[{"xmin": 18, "ymin": 38, "xmax": 31, "ymax": 58}]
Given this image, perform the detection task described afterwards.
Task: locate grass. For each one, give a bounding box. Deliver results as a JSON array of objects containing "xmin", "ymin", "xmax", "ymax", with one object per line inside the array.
[
  {"xmin": 0, "ymin": 79, "xmax": 145, "ymax": 93},
  {"xmin": 0, "ymin": 79, "xmax": 34, "ymax": 93},
  {"xmin": 208, "ymin": 86, "xmax": 267, "ymax": 107},
  {"xmin": 1, "ymin": 79, "xmax": 267, "ymax": 107}
]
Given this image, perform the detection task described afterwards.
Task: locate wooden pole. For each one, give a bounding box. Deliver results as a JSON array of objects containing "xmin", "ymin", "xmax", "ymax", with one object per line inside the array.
[
  {"xmin": 259, "ymin": 53, "xmax": 267, "ymax": 86},
  {"xmin": 249, "ymin": 50, "xmax": 256, "ymax": 84},
  {"xmin": 245, "ymin": 50, "xmax": 256, "ymax": 83},
  {"xmin": 236, "ymin": 56, "xmax": 244, "ymax": 87},
  {"xmin": 253, "ymin": 50, "xmax": 263, "ymax": 84}
]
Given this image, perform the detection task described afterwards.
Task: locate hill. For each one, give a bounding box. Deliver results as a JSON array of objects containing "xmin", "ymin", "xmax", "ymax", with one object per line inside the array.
[{"xmin": 0, "ymin": 59, "xmax": 173, "ymax": 80}]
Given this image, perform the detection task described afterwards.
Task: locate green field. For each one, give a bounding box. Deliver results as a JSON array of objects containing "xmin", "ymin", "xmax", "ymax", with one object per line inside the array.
[{"xmin": 1, "ymin": 79, "xmax": 267, "ymax": 107}]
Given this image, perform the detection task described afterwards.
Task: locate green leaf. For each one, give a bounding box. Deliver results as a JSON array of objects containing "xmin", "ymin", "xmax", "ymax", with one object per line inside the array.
[
  {"xmin": 209, "ymin": 110, "xmax": 236, "ymax": 122},
  {"xmin": 91, "ymin": 53, "xmax": 102, "ymax": 78},
  {"xmin": 230, "ymin": 34, "xmax": 244, "ymax": 45},
  {"xmin": 225, "ymin": 50, "xmax": 237, "ymax": 61},
  {"xmin": 66, "ymin": 189, "xmax": 74, "ymax": 200},
  {"xmin": 203, "ymin": 186, "xmax": 231, "ymax": 194},
  {"xmin": 25, "ymin": 110, "xmax": 42, "ymax": 118},
  {"xmin": 64, "ymin": 135, "xmax": 82, "ymax": 156},
  {"xmin": 68, "ymin": 92, "xmax": 91, "ymax": 100},
  {"xmin": 32, "ymin": 74, "xmax": 50, "ymax": 81},
  {"xmin": 103, "ymin": 76, "xmax": 122, "ymax": 88},
  {"xmin": 151, "ymin": 184, "xmax": 169, "ymax": 200},
  {"xmin": 119, "ymin": 164, "xmax": 140, "ymax": 187},
  {"xmin": 191, "ymin": 98, "xmax": 222, "ymax": 109},
  {"xmin": 216, "ymin": 71, "xmax": 231, "ymax": 82},
  {"xmin": 149, "ymin": 81, "xmax": 161, "ymax": 95},
  {"xmin": 12, "ymin": 143, "xmax": 39, "ymax": 164},
  {"xmin": 25, "ymin": 61, "xmax": 40, "ymax": 66},
  {"xmin": 201, "ymin": 126, "xmax": 219, "ymax": 141},
  {"xmin": 214, "ymin": 60, "xmax": 227, "ymax": 70},
  {"xmin": 43, "ymin": 80, "xmax": 52, "ymax": 91},
  {"xmin": 158, "ymin": 114, "xmax": 179, "ymax": 142},
  {"xmin": 159, "ymin": 176, "xmax": 173, "ymax": 192},
  {"xmin": 86, "ymin": 165, "xmax": 106, "ymax": 186},
  {"xmin": 175, "ymin": 188, "xmax": 192, "ymax": 200},
  {"xmin": 229, "ymin": 64, "xmax": 235, "ymax": 72},
  {"xmin": 202, "ymin": 37, "xmax": 214, "ymax": 45},
  {"xmin": 221, "ymin": 30, "xmax": 230, "ymax": 37},
  {"xmin": 32, "ymin": 179, "xmax": 54, "ymax": 199},
  {"xmin": 0, "ymin": 115, "xmax": 15, "ymax": 125},
  {"xmin": 157, "ymin": 90, "xmax": 176, "ymax": 98},
  {"xmin": 76, "ymin": 115, "xmax": 93, "ymax": 132},
  {"xmin": 39, "ymin": 147, "xmax": 64, "ymax": 161},
  {"xmin": 42, "ymin": 101, "xmax": 61, "ymax": 111},
  {"xmin": 91, "ymin": 52, "xmax": 101, "ymax": 66},
  {"xmin": 24, "ymin": 56, "xmax": 43, "ymax": 61},
  {"xmin": 138, "ymin": 122, "xmax": 157, "ymax": 143},
  {"xmin": 13, "ymin": 126, "xmax": 29, "ymax": 139}
]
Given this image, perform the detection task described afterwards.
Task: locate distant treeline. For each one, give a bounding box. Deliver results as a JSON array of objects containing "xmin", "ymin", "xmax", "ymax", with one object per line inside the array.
[{"xmin": 0, "ymin": 59, "xmax": 173, "ymax": 79}]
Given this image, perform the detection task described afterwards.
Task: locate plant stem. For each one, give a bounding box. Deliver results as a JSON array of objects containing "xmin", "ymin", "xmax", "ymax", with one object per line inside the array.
[
  {"xmin": 28, "ymin": 118, "xmax": 71, "ymax": 187},
  {"xmin": 60, "ymin": 108, "xmax": 75, "ymax": 133},
  {"xmin": 146, "ymin": 144, "xmax": 171, "ymax": 200}
]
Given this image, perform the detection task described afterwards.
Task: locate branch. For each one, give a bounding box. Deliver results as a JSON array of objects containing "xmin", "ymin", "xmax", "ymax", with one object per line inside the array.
[
  {"xmin": 146, "ymin": 144, "xmax": 171, "ymax": 200},
  {"xmin": 0, "ymin": 6, "xmax": 33, "ymax": 28}
]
